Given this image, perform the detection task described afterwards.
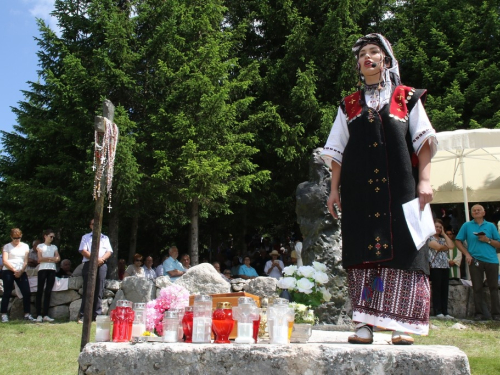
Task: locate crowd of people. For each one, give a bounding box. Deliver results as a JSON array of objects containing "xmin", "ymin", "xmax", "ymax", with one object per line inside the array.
[
  {"xmin": 426, "ymin": 204, "xmax": 500, "ymax": 322},
  {"xmin": 2, "ymin": 203, "xmax": 499, "ymax": 331}
]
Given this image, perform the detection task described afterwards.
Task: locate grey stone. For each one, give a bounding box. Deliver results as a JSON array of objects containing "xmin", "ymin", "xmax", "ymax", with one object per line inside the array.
[
  {"xmin": 243, "ymin": 277, "xmax": 278, "ymax": 298},
  {"xmin": 78, "ymin": 331, "xmax": 471, "ymax": 375},
  {"xmin": 72, "ymin": 263, "xmax": 83, "ymax": 277},
  {"xmin": 451, "ymin": 323, "xmax": 467, "ymax": 330},
  {"xmin": 103, "ymin": 289, "xmax": 115, "ymax": 299},
  {"xmin": 78, "ymin": 288, "xmax": 83, "ymax": 296},
  {"xmin": 120, "ymin": 277, "xmax": 155, "ymax": 304},
  {"xmin": 9, "ymin": 297, "xmax": 36, "ymax": 320},
  {"xmin": 175, "ymin": 263, "xmax": 230, "ymax": 295},
  {"xmin": 109, "ymin": 289, "xmax": 125, "ymax": 312},
  {"xmin": 155, "ymin": 276, "xmax": 173, "ymax": 289},
  {"xmin": 101, "ymin": 298, "xmax": 110, "ymax": 315},
  {"xmin": 230, "ymin": 278, "xmax": 249, "ymax": 292},
  {"xmin": 105, "ymin": 279, "xmax": 121, "ymax": 292},
  {"xmin": 69, "ymin": 299, "xmax": 82, "ymax": 321},
  {"xmin": 48, "ymin": 305, "xmax": 70, "ymax": 320},
  {"xmin": 50, "ymin": 290, "xmax": 80, "ymax": 307},
  {"xmin": 296, "ymin": 148, "xmax": 349, "ymax": 324},
  {"xmin": 68, "ymin": 276, "xmax": 84, "ymax": 290}
]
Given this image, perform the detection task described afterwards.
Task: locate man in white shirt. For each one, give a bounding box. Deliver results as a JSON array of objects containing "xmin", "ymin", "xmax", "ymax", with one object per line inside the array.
[{"xmin": 78, "ymin": 219, "xmax": 113, "ymax": 323}]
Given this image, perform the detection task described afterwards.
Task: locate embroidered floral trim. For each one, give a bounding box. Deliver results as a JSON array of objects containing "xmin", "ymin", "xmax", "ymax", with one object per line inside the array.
[
  {"xmin": 324, "ymin": 146, "xmax": 343, "ymax": 156},
  {"xmin": 413, "ymin": 129, "xmax": 430, "ymax": 143}
]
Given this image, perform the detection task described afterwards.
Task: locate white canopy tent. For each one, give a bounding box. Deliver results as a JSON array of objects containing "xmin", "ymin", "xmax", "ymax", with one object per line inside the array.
[{"xmin": 430, "ymin": 128, "xmax": 500, "ymax": 222}]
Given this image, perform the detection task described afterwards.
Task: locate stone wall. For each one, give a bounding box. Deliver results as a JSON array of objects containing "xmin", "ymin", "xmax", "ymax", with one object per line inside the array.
[
  {"xmin": 0, "ymin": 265, "xmax": 278, "ymax": 321},
  {"xmin": 0, "ymin": 269, "xmax": 496, "ymax": 321}
]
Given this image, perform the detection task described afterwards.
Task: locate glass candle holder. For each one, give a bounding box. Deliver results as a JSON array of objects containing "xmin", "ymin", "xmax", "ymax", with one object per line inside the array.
[
  {"xmin": 182, "ymin": 306, "xmax": 194, "ymax": 343},
  {"xmin": 131, "ymin": 302, "xmax": 147, "ymax": 341},
  {"xmin": 233, "ymin": 297, "xmax": 259, "ymax": 344},
  {"xmin": 110, "ymin": 300, "xmax": 134, "ymax": 342},
  {"xmin": 268, "ymin": 299, "xmax": 294, "ymax": 345},
  {"xmin": 192, "ymin": 295, "xmax": 212, "ymax": 343},
  {"xmin": 163, "ymin": 310, "xmax": 179, "ymax": 343},
  {"xmin": 95, "ymin": 315, "xmax": 111, "ymax": 342},
  {"xmin": 212, "ymin": 302, "xmax": 234, "ymax": 344}
]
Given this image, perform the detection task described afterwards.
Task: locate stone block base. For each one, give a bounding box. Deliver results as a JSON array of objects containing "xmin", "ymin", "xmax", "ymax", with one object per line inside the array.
[{"xmin": 78, "ymin": 331, "xmax": 470, "ymax": 375}]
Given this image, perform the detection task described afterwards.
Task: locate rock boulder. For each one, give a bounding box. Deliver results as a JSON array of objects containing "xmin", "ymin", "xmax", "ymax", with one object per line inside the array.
[
  {"xmin": 243, "ymin": 277, "xmax": 278, "ymax": 298},
  {"xmin": 296, "ymin": 148, "xmax": 349, "ymax": 324},
  {"xmin": 175, "ymin": 263, "xmax": 230, "ymax": 295}
]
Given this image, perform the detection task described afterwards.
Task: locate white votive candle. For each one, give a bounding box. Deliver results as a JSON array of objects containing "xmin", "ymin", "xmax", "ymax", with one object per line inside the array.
[{"xmin": 163, "ymin": 330, "xmax": 178, "ymax": 343}]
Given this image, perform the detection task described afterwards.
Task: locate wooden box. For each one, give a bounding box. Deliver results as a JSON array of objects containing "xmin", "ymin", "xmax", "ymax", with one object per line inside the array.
[{"xmin": 189, "ymin": 292, "xmax": 260, "ymax": 339}]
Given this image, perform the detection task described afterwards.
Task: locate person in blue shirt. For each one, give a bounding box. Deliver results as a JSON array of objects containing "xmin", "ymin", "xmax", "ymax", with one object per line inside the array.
[
  {"xmin": 238, "ymin": 256, "xmax": 259, "ymax": 279},
  {"xmin": 162, "ymin": 246, "xmax": 186, "ymax": 281},
  {"xmin": 456, "ymin": 205, "xmax": 500, "ymax": 321}
]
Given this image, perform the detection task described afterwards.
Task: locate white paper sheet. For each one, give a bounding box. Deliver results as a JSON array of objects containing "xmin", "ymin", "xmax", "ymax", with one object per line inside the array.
[{"xmin": 402, "ymin": 198, "xmax": 435, "ymax": 250}]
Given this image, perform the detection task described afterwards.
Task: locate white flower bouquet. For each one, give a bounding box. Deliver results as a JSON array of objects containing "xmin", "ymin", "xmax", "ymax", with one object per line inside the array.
[
  {"xmin": 289, "ymin": 302, "xmax": 316, "ymax": 324},
  {"xmin": 277, "ymin": 262, "xmax": 331, "ymax": 307}
]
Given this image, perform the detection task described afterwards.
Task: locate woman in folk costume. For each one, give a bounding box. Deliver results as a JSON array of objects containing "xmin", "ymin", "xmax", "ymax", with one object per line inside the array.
[{"xmin": 321, "ymin": 33, "xmax": 437, "ymax": 345}]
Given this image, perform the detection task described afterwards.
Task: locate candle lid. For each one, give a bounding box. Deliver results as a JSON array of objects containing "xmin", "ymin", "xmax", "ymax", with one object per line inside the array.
[
  {"xmin": 238, "ymin": 297, "xmax": 255, "ymax": 305},
  {"xmin": 194, "ymin": 294, "xmax": 212, "ymax": 302},
  {"xmin": 272, "ymin": 298, "xmax": 289, "ymax": 305},
  {"xmin": 133, "ymin": 302, "xmax": 146, "ymax": 310},
  {"xmin": 216, "ymin": 302, "xmax": 232, "ymax": 309},
  {"xmin": 116, "ymin": 300, "xmax": 133, "ymax": 308},
  {"xmin": 164, "ymin": 310, "xmax": 179, "ymax": 319}
]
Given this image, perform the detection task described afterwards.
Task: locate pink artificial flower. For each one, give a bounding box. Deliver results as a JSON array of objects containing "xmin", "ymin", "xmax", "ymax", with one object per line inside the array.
[{"xmin": 146, "ymin": 284, "xmax": 189, "ymax": 336}]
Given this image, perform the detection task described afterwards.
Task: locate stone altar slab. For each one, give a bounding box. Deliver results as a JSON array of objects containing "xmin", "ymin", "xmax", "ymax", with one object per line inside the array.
[{"xmin": 78, "ymin": 330, "xmax": 470, "ymax": 375}]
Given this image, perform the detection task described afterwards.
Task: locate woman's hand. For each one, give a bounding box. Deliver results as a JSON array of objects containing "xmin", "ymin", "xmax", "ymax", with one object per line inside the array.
[
  {"xmin": 327, "ymin": 189, "xmax": 341, "ymax": 219},
  {"xmin": 14, "ymin": 270, "xmax": 22, "ymax": 278},
  {"xmin": 417, "ymin": 179, "xmax": 433, "ymax": 211}
]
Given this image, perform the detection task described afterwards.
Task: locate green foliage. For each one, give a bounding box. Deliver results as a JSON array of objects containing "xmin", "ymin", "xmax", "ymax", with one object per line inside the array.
[{"xmin": 1, "ymin": 0, "xmax": 500, "ymax": 260}]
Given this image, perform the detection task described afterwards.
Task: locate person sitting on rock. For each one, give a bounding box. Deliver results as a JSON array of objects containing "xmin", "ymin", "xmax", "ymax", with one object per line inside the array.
[
  {"xmin": 155, "ymin": 254, "xmax": 168, "ymax": 278},
  {"xmin": 142, "ymin": 255, "xmax": 156, "ymax": 281},
  {"xmin": 212, "ymin": 261, "xmax": 230, "ymax": 283},
  {"xmin": 56, "ymin": 259, "xmax": 72, "ymax": 278},
  {"xmin": 180, "ymin": 253, "xmax": 191, "ymax": 270},
  {"xmin": 238, "ymin": 256, "xmax": 259, "ymax": 280},
  {"xmin": 230, "ymin": 256, "xmax": 241, "ymax": 277},
  {"xmin": 264, "ymin": 250, "xmax": 284, "ymax": 280},
  {"xmin": 162, "ymin": 246, "xmax": 186, "ymax": 281},
  {"xmin": 124, "ymin": 253, "xmax": 146, "ymax": 278}
]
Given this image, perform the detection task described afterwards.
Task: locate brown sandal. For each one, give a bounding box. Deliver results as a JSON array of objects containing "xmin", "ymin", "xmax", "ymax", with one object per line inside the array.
[
  {"xmin": 391, "ymin": 334, "xmax": 414, "ymax": 345},
  {"xmin": 348, "ymin": 325, "xmax": 373, "ymax": 344}
]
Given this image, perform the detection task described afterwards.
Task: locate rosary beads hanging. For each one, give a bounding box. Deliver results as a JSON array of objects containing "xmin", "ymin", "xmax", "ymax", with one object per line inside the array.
[{"xmin": 92, "ymin": 118, "xmax": 119, "ymax": 212}]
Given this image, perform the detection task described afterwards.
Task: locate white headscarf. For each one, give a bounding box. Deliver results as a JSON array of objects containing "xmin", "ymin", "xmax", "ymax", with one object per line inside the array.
[{"xmin": 352, "ymin": 33, "xmax": 401, "ymax": 87}]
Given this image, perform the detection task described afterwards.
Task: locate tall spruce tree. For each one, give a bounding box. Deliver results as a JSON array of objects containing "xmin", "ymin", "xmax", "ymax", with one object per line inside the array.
[{"xmin": 0, "ymin": 0, "xmax": 141, "ymax": 264}]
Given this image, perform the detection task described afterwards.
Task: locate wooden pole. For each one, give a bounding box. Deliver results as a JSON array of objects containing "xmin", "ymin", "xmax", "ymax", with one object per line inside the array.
[{"xmin": 80, "ymin": 100, "xmax": 115, "ymax": 351}]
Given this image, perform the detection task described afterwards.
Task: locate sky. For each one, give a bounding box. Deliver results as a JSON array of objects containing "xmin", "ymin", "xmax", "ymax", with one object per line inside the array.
[{"xmin": 0, "ymin": 1, "xmax": 57, "ymax": 139}]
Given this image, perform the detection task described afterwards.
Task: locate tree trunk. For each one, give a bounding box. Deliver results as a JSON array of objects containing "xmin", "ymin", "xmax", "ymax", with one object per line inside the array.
[
  {"xmin": 190, "ymin": 197, "xmax": 199, "ymax": 265},
  {"xmin": 242, "ymin": 205, "xmax": 247, "ymax": 254},
  {"xmin": 107, "ymin": 208, "xmax": 119, "ymax": 279},
  {"xmin": 129, "ymin": 203, "xmax": 139, "ymax": 263}
]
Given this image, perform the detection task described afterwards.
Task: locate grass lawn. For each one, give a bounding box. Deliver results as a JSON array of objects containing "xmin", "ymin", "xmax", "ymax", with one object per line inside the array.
[
  {"xmin": 0, "ymin": 318, "xmax": 499, "ymax": 374},
  {"xmin": 414, "ymin": 318, "xmax": 500, "ymax": 375}
]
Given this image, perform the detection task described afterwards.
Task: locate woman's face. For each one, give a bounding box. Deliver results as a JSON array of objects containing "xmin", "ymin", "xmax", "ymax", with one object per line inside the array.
[
  {"xmin": 45, "ymin": 233, "xmax": 55, "ymax": 243},
  {"xmin": 434, "ymin": 222, "xmax": 443, "ymax": 235},
  {"xmin": 134, "ymin": 258, "xmax": 143, "ymax": 267},
  {"xmin": 244, "ymin": 257, "xmax": 251, "ymax": 265},
  {"xmin": 358, "ymin": 43, "xmax": 385, "ymax": 79}
]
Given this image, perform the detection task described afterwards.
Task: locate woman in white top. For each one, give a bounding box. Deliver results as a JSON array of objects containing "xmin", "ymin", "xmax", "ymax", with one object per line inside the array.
[
  {"xmin": 124, "ymin": 253, "xmax": 146, "ymax": 278},
  {"xmin": 36, "ymin": 229, "xmax": 60, "ymax": 322},
  {"xmin": 264, "ymin": 250, "xmax": 285, "ymax": 279},
  {"xmin": 1, "ymin": 228, "xmax": 35, "ymax": 322}
]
